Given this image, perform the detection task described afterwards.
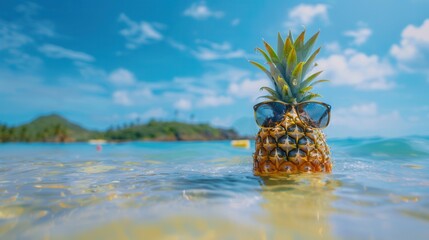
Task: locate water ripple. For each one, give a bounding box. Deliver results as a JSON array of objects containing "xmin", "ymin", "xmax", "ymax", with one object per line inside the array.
[{"xmin": 0, "ymin": 138, "xmax": 428, "ymax": 239}]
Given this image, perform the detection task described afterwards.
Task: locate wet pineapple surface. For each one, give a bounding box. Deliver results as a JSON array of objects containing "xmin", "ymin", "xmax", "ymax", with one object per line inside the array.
[{"xmin": 253, "ymin": 110, "xmax": 332, "ymax": 175}]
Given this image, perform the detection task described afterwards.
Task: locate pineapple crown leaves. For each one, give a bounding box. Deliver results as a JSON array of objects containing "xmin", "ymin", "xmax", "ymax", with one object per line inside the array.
[{"xmin": 249, "ymin": 30, "xmax": 329, "ymax": 103}]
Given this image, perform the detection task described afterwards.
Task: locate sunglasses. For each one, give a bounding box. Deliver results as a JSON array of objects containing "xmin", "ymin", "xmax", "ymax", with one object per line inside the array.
[{"xmin": 253, "ymin": 101, "xmax": 331, "ymax": 129}]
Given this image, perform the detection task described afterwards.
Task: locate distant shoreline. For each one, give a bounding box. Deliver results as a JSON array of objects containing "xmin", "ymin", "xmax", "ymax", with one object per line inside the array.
[
  {"xmin": 0, "ymin": 114, "xmax": 245, "ymax": 143},
  {"xmin": 0, "ymin": 138, "xmax": 253, "ymax": 144}
]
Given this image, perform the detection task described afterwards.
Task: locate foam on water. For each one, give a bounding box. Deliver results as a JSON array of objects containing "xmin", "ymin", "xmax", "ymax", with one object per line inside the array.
[{"xmin": 0, "ymin": 137, "xmax": 428, "ymax": 239}]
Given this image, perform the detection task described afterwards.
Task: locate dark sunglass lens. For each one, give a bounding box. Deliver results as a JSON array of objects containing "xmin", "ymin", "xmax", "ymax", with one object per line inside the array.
[
  {"xmin": 255, "ymin": 102, "xmax": 288, "ymax": 127},
  {"xmin": 297, "ymin": 102, "xmax": 330, "ymax": 128}
]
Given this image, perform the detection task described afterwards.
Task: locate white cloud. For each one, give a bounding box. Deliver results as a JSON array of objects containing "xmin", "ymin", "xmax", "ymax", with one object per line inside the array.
[
  {"xmin": 174, "ymin": 99, "xmax": 192, "ymax": 110},
  {"xmin": 126, "ymin": 112, "xmax": 141, "ymax": 120},
  {"xmin": 325, "ymin": 42, "xmax": 341, "ymax": 53},
  {"xmin": 0, "ymin": 69, "xmax": 115, "ymax": 120},
  {"xmin": 167, "ymin": 39, "xmax": 187, "ymax": 51},
  {"xmin": 390, "ymin": 19, "xmax": 429, "ymax": 75},
  {"xmin": 118, "ymin": 13, "xmax": 163, "ymax": 49},
  {"xmin": 170, "ymin": 39, "xmax": 249, "ymax": 55},
  {"xmin": 143, "ymin": 108, "xmax": 168, "ymax": 119},
  {"xmin": 172, "ymin": 65, "xmax": 251, "ymax": 95},
  {"xmin": 172, "ymin": 77, "xmax": 216, "ymax": 96},
  {"xmin": 128, "ymin": 108, "xmax": 168, "ymax": 120},
  {"xmin": 318, "ymin": 49, "xmax": 395, "ymax": 90},
  {"xmin": 198, "ymin": 95, "xmax": 233, "ymax": 107},
  {"xmin": 4, "ymin": 49, "xmax": 42, "ymax": 70},
  {"xmin": 162, "ymin": 66, "xmax": 251, "ymax": 109},
  {"xmin": 209, "ymin": 65, "xmax": 251, "ymax": 82},
  {"xmin": 0, "ymin": 69, "xmax": 42, "ymax": 94},
  {"xmin": 330, "ymin": 103, "xmax": 404, "ymax": 137},
  {"xmin": 183, "ymin": 1, "xmax": 224, "ymax": 20},
  {"xmin": 344, "ymin": 27, "xmax": 372, "ymax": 45},
  {"xmin": 38, "ymin": 44, "xmax": 94, "ymax": 62},
  {"xmin": 74, "ymin": 61, "xmax": 106, "ymax": 80},
  {"xmin": 192, "ymin": 40, "xmax": 246, "ymax": 60},
  {"xmin": 0, "ymin": 3, "xmax": 57, "ymax": 53},
  {"xmin": 285, "ymin": 4, "xmax": 328, "ymax": 28},
  {"xmin": 133, "ymin": 88, "xmax": 152, "ymax": 98},
  {"xmin": 113, "ymin": 91, "xmax": 133, "ymax": 106},
  {"xmin": 343, "ymin": 102, "xmax": 378, "ymax": 116},
  {"xmin": 228, "ymin": 78, "xmax": 270, "ymax": 99},
  {"xmin": 108, "ymin": 68, "xmax": 136, "ymax": 86},
  {"xmin": 111, "ymin": 84, "xmax": 152, "ymax": 106},
  {"xmin": 32, "ymin": 20, "xmax": 56, "ymax": 37},
  {"xmin": 15, "ymin": 2, "xmax": 41, "ymax": 16},
  {"xmin": 15, "ymin": 2, "xmax": 57, "ymax": 37},
  {"xmin": 211, "ymin": 117, "xmax": 234, "ymax": 128},
  {"xmin": 0, "ymin": 21, "xmax": 33, "ymax": 50},
  {"xmin": 0, "ymin": 1, "xmax": 57, "ymax": 70},
  {"xmin": 163, "ymin": 65, "xmax": 258, "ymax": 109},
  {"xmin": 231, "ymin": 18, "xmax": 240, "ymax": 26}
]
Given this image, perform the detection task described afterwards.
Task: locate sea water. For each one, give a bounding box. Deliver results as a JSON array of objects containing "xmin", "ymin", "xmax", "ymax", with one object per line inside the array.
[{"xmin": 0, "ymin": 137, "xmax": 429, "ymax": 239}]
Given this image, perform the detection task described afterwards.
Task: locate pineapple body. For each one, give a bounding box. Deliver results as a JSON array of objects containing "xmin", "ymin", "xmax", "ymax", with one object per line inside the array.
[
  {"xmin": 253, "ymin": 109, "xmax": 331, "ymax": 175},
  {"xmin": 250, "ymin": 30, "xmax": 333, "ymax": 175}
]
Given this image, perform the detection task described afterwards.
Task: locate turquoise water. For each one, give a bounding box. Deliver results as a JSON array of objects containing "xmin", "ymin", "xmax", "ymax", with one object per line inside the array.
[{"xmin": 1, "ymin": 137, "xmax": 429, "ymax": 239}]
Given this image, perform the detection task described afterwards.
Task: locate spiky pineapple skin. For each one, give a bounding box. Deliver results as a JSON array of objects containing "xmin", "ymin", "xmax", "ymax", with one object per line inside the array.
[{"xmin": 253, "ymin": 109, "xmax": 332, "ymax": 175}]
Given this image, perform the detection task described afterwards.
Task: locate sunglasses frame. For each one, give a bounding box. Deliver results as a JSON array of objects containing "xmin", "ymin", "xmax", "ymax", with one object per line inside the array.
[{"xmin": 253, "ymin": 100, "xmax": 332, "ymax": 129}]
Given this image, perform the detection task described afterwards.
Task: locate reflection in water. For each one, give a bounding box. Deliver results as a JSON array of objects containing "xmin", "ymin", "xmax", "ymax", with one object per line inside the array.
[
  {"xmin": 61, "ymin": 174, "xmax": 341, "ymax": 240},
  {"xmin": 257, "ymin": 174, "xmax": 341, "ymax": 239}
]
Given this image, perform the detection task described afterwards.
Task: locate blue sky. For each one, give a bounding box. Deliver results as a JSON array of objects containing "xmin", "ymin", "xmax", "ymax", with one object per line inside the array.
[{"xmin": 1, "ymin": 0, "xmax": 429, "ymax": 138}]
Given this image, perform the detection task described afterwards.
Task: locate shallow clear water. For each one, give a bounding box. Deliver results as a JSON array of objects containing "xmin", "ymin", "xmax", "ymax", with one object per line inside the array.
[{"xmin": 1, "ymin": 137, "xmax": 429, "ymax": 239}]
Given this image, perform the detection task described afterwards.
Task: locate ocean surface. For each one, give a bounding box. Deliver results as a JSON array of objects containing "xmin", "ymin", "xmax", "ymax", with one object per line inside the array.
[{"xmin": 1, "ymin": 137, "xmax": 429, "ymax": 240}]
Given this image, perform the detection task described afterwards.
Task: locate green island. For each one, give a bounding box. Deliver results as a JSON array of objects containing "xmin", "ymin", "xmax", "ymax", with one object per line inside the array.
[{"xmin": 0, "ymin": 114, "xmax": 240, "ymax": 143}]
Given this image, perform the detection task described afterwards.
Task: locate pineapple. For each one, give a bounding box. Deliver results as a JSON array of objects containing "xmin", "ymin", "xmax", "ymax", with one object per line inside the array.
[{"xmin": 250, "ymin": 30, "xmax": 332, "ymax": 175}]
